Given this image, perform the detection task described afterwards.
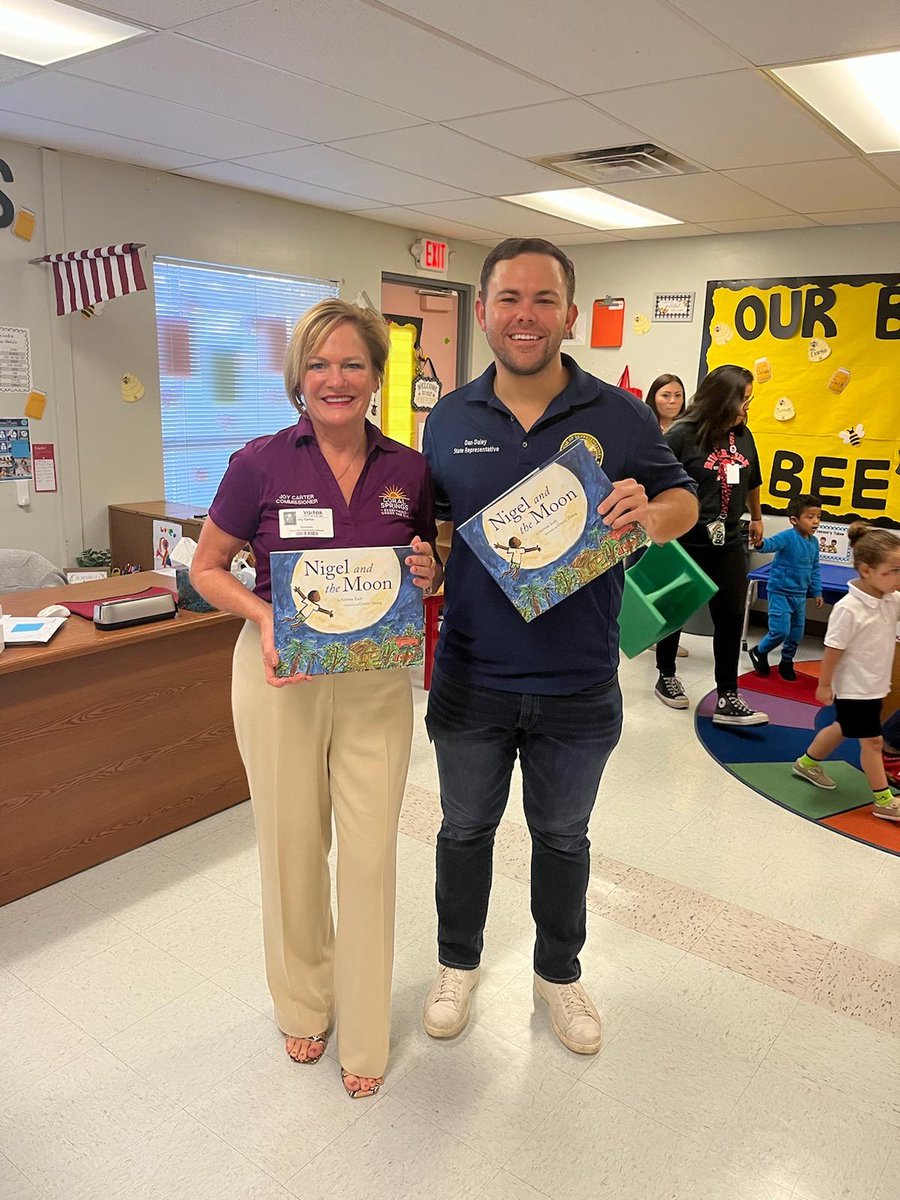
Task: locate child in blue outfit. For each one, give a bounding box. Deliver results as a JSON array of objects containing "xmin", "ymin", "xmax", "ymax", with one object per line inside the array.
[{"xmin": 749, "ymin": 494, "xmax": 823, "ymax": 681}]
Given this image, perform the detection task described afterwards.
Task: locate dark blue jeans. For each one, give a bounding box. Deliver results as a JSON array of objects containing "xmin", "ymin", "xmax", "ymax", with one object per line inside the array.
[{"xmin": 425, "ymin": 667, "xmax": 623, "ymax": 984}]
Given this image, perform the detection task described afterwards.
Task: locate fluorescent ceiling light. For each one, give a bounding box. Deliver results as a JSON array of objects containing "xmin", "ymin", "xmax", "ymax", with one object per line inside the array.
[
  {"xmin": 774, "ymin": 51, "xmax": 900, "ymax": 153},
  {"xmin": 502, "ymin": 187, "xmax": 681, "ymax": 230},
  {"xmin": 0, "ymin": 0, "xmax": 146, "ymax": 66}
]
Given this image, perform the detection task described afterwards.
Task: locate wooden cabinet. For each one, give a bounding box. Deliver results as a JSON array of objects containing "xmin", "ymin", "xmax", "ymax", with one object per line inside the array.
[{"xmin": 108, "ymin": 501, "xmax": 207, "ymax": 572}]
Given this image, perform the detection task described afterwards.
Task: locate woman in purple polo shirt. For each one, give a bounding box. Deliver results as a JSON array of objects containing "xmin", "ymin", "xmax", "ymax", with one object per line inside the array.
[{"xmin": 191, "ymin": 298, "xmax": 440, "ymax": 1100}]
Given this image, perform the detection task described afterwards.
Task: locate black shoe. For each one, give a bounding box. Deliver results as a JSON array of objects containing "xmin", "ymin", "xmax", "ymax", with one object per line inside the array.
[
  {"xmin": 778, "ymin": 660, "xmax": 796, "ymax": 681},
  {"xmin": 748, "ymin": 646, "xmax": 770, "ymax": 677},
  {"xmin": 711, "ymin": 692, "xmax": 769, "ymax": 727},
  {"xmin": 654, "ymin": 673, "xmax": 689, "ymax": 709}
]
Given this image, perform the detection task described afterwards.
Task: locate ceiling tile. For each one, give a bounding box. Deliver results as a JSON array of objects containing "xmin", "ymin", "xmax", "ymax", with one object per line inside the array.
[
  {"xmin": 81, "ymin": 2, "xmax": 249, "ymax": 26},
  {"xmin": 379, "ymin": 0, "xmax": 746, "ymax": 93},
  {"xmin": 701, "ymin": 215, "xmax": 819, "ymax": 233},
  {"xmin": 723, "ymin": 160, "xmax": 900, "ymax": 213},
  {"xmin": 668, "ymin": 0, "xmax": 900, "ymax": 65},
  {"xmin": 0, "ymin": 109, "xmax": 209, "ymax": 170},
  {"xmin": 407, "ymin": 197, "xmax": 602, "ymax": 237},
  {"xmin": 588, "ymin": 71, "xmax": 851, "ymax": 170},
  {"xmin": 602, "ymin": 173, "xmax": 791, "ymax": 222},
  {"xmin": 61, "ymin": 33, "xmax": 422, "ymax": 142},
  {"xmin": 0, "ymin": 73, "xmax": 305, "ymax": 160},
  {"xmin": 355, "ymin": 207, "xmax": 500, "ymax": 241},
  {"xmin": 540, "ymin": 231, "xmax": 624, "ymax": 244},
  {"xmin": 444, "ymin": 100, "xmax": 642, "ymax": 160},
  {"xmin": 0, "ymin": 56, "xmax": 39, "ymax": 85},
  {"xmin": 328, "ymin": 126, "xmax": 570, "ymax": 195},
  {"xmin": 232, "ymin": 145, "xmax": 474, "ymax": 206},
  {"xmin": 872, "ymin": 153, "xmax": 900, "ymax": 186},
  {"xmin": 805, "ymin": 208, "xmax": 900, "ymax": 226},
  {"xmin": 178, "ymin": 0, "xmax": 564, "ymax": 121},
  {"xmin": 178, "ymin": 161, "xmax": 385, "ymax": 209}
]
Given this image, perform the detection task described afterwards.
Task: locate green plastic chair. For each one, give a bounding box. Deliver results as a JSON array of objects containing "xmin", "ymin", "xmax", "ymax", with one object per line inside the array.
[{"xmin": 618, "ymin": 541, "xmax": 718, "ymax": 659}]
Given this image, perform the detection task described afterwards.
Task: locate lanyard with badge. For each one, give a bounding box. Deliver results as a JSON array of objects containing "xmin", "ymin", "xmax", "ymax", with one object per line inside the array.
[{"xmin": 705, "ymin": 431, "xmax": 741, "ymax": 547}]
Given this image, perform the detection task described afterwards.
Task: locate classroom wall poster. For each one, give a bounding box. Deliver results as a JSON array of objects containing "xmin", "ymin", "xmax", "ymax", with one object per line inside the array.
[
  {"xmin": 0, "ymin": 417, "xmax": 32, "ymax": 481},
  {"xmin": 700, "ymin": 274, "xmax": 900, "ymax": 526},
  {"xmin": 153, "ymin": 520, "xmax": 182, "ymax": 569}
]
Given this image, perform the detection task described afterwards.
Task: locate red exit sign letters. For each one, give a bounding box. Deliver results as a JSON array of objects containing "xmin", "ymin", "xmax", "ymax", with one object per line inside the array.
[{"xmin": 413, "ymin": 238, "xmax": 448, "ymax": 273}]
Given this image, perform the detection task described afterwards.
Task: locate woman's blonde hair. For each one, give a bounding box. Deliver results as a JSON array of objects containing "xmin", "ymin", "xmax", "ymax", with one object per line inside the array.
[
  {"xmin": 847, "ymin": 521, "xmax": 900, "ymax": 569},
  {"xmin": 284, "ymin": 298, "xmax": 390, "ymax": 414}
]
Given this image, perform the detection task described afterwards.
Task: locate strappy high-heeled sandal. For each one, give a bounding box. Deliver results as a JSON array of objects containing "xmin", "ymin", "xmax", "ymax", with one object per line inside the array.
[
  {"xmin": 285, "ymin": 1033, "xmax": 327, "ymax": 1063},
  {"xmin": 340, "ymin": 1067, "xmax": 383, "ymax": 1099}
]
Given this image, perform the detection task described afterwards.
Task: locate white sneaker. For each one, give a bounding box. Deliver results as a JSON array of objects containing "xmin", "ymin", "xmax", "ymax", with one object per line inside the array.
[
  {"xmin": 422, "ymin": 965, "xmax": 480, "ymax": 1038},
  {"xmin": 533, "ymin": 974, "xmax": 602, "ymax": 1055}
]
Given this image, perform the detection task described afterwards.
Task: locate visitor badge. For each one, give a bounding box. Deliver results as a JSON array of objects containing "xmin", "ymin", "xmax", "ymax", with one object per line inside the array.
[
  {"xmin": 726, "ymin": 462, "xmax": 741, "ymax": 484},
  {"xmin": 279, "ymin": 508, "xmax": 334, "ymax": 538}
]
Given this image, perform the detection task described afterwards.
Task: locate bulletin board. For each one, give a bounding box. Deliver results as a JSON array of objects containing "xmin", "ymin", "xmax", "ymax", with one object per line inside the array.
[{"xmin": 700, "ymin": 275, "xmax": 900, "ymax": 525}]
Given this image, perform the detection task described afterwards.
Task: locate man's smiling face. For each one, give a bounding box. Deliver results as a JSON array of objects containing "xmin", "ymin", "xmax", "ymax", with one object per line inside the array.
[{"xmin": 476, "ymin": 253, "xmax": 577, "ymax": 378}]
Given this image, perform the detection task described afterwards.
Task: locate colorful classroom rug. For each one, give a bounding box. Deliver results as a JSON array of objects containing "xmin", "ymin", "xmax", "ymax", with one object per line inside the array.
[{"xmin": 695, "ymin": 660, "xmax": 900, "ymax": 856}]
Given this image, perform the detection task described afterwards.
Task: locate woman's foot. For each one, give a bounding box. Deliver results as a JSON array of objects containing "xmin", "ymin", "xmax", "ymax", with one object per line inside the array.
[
  {"xmin": 285, "ymin": 1033, "xmax": 327, "ymax": 1064},
  {"xmin": 341, "ymin": 1067, "xmax": 383, "ymax": 1099}
]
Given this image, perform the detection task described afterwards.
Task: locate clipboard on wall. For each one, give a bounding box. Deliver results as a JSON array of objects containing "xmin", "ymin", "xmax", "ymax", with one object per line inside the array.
[{"xmin": 591, "ymin": 297, "xmax": 625, "ymax": 348}]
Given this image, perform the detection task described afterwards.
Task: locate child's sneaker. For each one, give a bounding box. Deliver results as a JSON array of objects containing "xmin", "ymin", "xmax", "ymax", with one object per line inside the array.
[
  {"xmin": 792, "ymin": 758, "xmax": 836, "ymax": 790},
  {"xmin": 748, "ymin": 646, "xmax": 770, "ymax": 676},
  {"xmin": 872, "ymin": 794, "xmax": 900, "ymax": 822},
  {"xmin": 778, "ymin": 659, "xmax": 796, "ymax": 681}
]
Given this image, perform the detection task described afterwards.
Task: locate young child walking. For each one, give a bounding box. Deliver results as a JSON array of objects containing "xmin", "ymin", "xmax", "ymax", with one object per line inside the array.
[
  {"xmin": 793, "ymin": 522, "xmax": 900, "ymax": 821},
  {"xmin": 749, "ymin": 494, "xmax": 823, "ymax": 681}
]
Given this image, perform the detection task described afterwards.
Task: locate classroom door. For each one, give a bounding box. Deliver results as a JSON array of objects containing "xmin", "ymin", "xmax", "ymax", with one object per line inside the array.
[{"xmin": 380, "ymin": 276, "xmax": 468, "ymax": 450}]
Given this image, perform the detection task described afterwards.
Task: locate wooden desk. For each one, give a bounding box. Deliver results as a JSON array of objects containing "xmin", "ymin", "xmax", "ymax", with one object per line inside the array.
[
  {"xmin": 0, "ymin": 572, "xmax": 247, "ymax": 905},
  {"xmin": 108, "ymin": 501, "xmax": 207, "ymax": 573}
]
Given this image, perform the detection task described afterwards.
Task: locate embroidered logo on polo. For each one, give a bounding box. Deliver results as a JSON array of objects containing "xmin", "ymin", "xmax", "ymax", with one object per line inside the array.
[
  {"xmin": 559, "ymin": 432, "xmax": 603, "ymax": 465},
  {"xmin": 276, "ymin": 493, "xmax": 318, "ymax": 506},
  {"xmin": 380, "ymin": 485, "xmax": 411, "ymax": 518}
]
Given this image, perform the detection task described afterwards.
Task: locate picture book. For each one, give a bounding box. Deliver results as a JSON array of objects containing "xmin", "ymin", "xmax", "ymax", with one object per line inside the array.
[
  {"xmin": 270, "ymin": 545, "xmax": 424, "ymax": 677},
  {"xmin": 456, "ymin": 439, "xmax": 649, "ymax": 622}
]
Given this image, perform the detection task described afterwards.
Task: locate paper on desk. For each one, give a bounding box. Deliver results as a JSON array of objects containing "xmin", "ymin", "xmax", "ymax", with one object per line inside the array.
[{"xmin": 171, "ymin": 537, "xmax": 196, "ymax": 567}]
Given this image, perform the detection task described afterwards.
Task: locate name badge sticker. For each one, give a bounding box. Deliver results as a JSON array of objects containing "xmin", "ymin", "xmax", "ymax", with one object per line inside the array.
[
  {"xmin": 726, "ymin": 463, "xmax": 741, "ymax": 484},
  {"xmin": 279, "ymin": 508, "xmax": 334, "ymax": 539}
]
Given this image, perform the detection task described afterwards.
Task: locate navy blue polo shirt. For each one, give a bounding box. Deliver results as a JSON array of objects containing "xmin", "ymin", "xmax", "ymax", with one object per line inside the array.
[{"xmin": 422, "ymin": 356, "xmax": 695, "ymax": 695}]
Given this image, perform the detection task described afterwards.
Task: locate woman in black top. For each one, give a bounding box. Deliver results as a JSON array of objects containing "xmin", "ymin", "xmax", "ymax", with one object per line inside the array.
[{"xmin": 655, "ymin": 365, "xmax": 769, "ymax": 726}]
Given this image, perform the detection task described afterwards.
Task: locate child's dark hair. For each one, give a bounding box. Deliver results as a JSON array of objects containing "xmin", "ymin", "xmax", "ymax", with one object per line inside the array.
[
  {"xmin": 847, "ymin": 521, "xmax": 900, "ymax": 568},
  {"xmin": 788, "ymin": 494, "xmax": 821, "ymax": 520}
]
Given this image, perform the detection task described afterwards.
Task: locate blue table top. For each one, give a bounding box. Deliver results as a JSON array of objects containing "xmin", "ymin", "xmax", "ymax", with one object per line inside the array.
[{"xmin": 749, "ymin": 560, "xmax": 856, "ymax": 596}]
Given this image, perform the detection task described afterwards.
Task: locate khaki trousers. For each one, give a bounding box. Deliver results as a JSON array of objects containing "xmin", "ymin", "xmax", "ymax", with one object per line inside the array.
[{"xmin": 231, "ymin": 621, "xmax": 413, "ymax": 1077}]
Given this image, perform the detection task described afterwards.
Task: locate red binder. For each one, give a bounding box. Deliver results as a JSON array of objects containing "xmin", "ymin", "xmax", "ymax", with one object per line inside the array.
[{"xmin": 591, "ymin": 298, "xmax": 625, "ymax": 348}]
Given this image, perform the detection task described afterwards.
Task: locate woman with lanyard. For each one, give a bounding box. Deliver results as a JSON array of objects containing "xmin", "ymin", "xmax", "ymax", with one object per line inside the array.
[
  {"xmin": 192, "ymin": 298, "xmax": 439, "ymax": 1100},
  {"xmin": 653, "ymin": 364, "xmax": 769, "ymax": 726}
]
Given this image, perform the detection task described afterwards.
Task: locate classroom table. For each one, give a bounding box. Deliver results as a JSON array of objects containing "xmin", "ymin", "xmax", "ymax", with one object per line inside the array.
[
  {"xmin": 741, "ymin": 561, "xmax": 856, "ymax": 650},
  {"xmin": 0, "ymin": 572, "xmax": 247, "ymax": 905}
]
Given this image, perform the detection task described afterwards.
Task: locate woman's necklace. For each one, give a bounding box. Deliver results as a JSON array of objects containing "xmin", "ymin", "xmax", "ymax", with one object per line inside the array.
[{"xmin": 328, "ymin": 439, "xmax": 366, "ymax": 483}]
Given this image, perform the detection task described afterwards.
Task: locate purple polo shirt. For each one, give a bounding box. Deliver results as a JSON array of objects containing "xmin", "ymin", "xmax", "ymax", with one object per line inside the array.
[{"xmin": 208, "ymin": 415, "xmax": 437, "ymax": 602}]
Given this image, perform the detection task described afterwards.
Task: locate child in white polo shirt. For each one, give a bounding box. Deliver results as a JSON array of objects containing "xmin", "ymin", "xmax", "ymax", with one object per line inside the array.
[{"xmin": 792, "ymin": 523, "xmax": 900, "ymax": 819}]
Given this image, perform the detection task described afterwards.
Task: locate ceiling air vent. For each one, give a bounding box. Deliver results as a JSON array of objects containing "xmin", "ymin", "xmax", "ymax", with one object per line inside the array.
[{"xmin": 535, "ymin": 144, "xmax": 700, "ymax": 187}]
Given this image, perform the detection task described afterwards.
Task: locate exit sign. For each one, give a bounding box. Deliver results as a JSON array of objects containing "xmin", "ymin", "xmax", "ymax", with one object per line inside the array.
[{"xmin": 412, "ymin": 238, "xmax": 448, "ymax": 273}]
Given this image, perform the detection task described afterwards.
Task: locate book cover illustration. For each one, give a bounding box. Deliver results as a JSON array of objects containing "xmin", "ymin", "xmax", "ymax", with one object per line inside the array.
[
  {"xmin": 457, "ymin": 439, "xmax": 648, "ymax": 622},
  {"xmin": 270, "ymin": 545, "xmax": 424, "ymax": 676}
]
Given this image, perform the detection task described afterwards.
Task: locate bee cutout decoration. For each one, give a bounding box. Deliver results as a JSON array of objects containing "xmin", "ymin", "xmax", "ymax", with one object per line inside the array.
[{"xmin": 838, "ymin": 424, "xmax": 865, "ymax": 447}]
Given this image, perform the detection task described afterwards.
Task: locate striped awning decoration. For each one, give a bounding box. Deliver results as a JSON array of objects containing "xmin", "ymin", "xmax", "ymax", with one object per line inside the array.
[{"xmin": 41, "ymin": 243, "xmax": 147, "ymax": 316}]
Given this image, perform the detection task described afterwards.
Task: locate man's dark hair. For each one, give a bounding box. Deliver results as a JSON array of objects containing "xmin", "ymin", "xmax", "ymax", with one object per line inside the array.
[
  {"xmin": 788, "ymin": 494, "xmax": 821, "ymax": 520},
  {"xmin": 479, "ymin": 238, "xmax": 576, "ymax": 305}
]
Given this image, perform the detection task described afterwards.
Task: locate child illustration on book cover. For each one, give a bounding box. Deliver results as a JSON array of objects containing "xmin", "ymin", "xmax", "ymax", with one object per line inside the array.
[
  {"xmin": 459, "ymin": 440, "xmax": 647, "ymax": 621},
  {"xmin": 271, "ymin": 546, "xmax": 424, "ymax": 676}
]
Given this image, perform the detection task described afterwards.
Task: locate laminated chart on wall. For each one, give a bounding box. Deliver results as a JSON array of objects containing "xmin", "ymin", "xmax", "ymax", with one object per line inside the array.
[
  {"xmin": 0, "ymin": 417, "xmax": 32, "ymax": 482},
  {"xmin": 700, "ymin": 275, "xmax": 900, "ymax": 524}
]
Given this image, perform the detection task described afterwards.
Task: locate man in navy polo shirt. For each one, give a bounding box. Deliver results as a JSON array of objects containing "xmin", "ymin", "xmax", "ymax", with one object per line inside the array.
[{"xmin": 421, "ymin": 238, "xmax": 698, "ymax": 1055}]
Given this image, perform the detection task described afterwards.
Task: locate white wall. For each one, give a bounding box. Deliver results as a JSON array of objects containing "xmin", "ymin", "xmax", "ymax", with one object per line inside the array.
[{"xmin": 0, "ymin": 138, "xmax": 488, "ymax": 566}]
